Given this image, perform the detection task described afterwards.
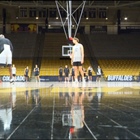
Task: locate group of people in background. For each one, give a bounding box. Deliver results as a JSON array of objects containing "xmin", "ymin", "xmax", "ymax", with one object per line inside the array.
[
  {"xmin": 0, "ymin": 34, "xmax": 102, "ymax": 84},
  {"xmin": 7, "ymin": 63, "xmax": 102, "ymax": 83},
  {"xmin": 9, "ymin": 64, "xmax": 30, "ymax": 83},
  {"xmin": 5, "ymin": 62, "xmax": 102, "ymax": 83},
  {"xmin": 6, "ymin": 64, "xmax": 39, "ymax": 83},
  {"xmin": 58, "ymin": 65, "xmax": 102, "ymax": 83}
]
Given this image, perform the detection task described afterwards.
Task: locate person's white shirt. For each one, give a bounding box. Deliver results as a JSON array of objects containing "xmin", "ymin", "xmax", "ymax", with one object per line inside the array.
[
  {"xmin": 97, "ymin": 67, "xmax": 101, "ymax": 75},
  {"xmin": 12, "ymin": 67, "xmax": 16, "ymax": 74}
]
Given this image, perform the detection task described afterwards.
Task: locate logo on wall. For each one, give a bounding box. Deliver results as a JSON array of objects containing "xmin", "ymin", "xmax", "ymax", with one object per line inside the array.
[
  {"xmin": 107, "ymin": 75, "xmax": 134, "ymax": 81},
  {"xmin": 2, "ymin": 76, "xmax": 25, "ymax": 82},
  {"xmin": 11, "ymin": 24, "xmax": 37, "ymax": 32}
]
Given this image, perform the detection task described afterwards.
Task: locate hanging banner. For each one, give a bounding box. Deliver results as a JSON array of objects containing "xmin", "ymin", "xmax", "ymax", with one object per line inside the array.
[{"xmin": 11, "ymin": 24, "xmax": 37, "ymax": 32}]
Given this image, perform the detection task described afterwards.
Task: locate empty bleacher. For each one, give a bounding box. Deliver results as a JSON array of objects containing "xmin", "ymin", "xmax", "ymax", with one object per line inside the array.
[
  {"xmin": 40, "ymin": 58, "xmax": 93, "ymax": 76},
  {"xmin": 42, "ymin": 33, "xmax": 67, "ymax": 58},
  {"xmin": 40, "ymin": 33, "xmax": 69, "ymax": 76},
  {"xmin": 87, "ymin": 34, "xmax": 140, "ymax": 59},
  {"xmin": 40, "ymin": 33, "xmax": 95, "ymax": 76},
  {"xmin": 81, "ymin": 33, "xmax": 140, "ymax": 78},
  {"xmin": 98, "ymin": 59, "xmax": 140, "ymax": 78},
  {"xmin": 40, "ymin": 59, "xmax": 71, "ymax": 76},
  {"xmin": 6, "ymin": 33, "xmax": 37, "ymax": 58}
]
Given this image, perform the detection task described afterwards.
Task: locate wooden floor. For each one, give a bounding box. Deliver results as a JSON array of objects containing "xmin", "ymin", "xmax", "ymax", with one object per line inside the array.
[{"xmin": 0, "ymin": 81, "xmax": 140, "ymax": 139}]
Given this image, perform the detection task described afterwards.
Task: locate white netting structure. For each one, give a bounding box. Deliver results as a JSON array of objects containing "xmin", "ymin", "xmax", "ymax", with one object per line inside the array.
[{"xmin": 55, "ymin": 1, "xmax": 86, "ymax": 56}]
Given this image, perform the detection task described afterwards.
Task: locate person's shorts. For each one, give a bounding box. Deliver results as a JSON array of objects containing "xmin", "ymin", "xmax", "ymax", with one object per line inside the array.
[
  {"xmin": 65, "ymin": 73, "xmax": 69, "ymax": 77},
  {"xmin": 24, "ymin": 74, "xmax": 28, "ymax": 77},
  {"xmin": 35, "ymin": 74, "xmax": 39, "ymax": 76},
  {"xmin": 88, "ymin": 73, "xmax": 92, "ymax": 76},
  {"xmin": 0, "ymin": 44, "xmax": 12, "ymax": 66},
  {"xmin": 59, "ymin": 73, "xmax": 63, "ymax": 77},
  {"xmin": 73, "ymin": 61, "xmax": 82, "ymax": 66},
  {"xmin": 72, "ymin": 73, "xmax": 75, "ymax": 76},
  {"xmin": 12, "ymin": 74, "xmax": 16, "ymax": 77},
  {"xmin": 35, "ymin": 72, "xmax": 39, "ymax": 76},
  {"xmin": 97, "ymin": 75, "xmax": 101, "ymax": 78}
]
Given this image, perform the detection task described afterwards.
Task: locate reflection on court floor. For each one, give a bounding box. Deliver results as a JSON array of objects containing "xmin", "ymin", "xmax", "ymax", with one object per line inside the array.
[{"xmin": 0, "ymin": 82, "xmax": 140, "ymax": 139}]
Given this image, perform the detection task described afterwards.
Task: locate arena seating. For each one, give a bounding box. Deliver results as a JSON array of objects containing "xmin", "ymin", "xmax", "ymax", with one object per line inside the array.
[
  {"xmin": 5, "ymin": 33, "xmax": 140, "ymax": 78},
  {"xmin": 0, "ymin": 59, "xmax": 33, "ymax": 77},
  {"xmin": 0, "ymin": 33, "xmax": 36, "ymax": 78},
  {"xmin": 6, "ymin": 33, "xmax": 37, "ymax": 58},
  {"xmin": 42, "ymin": 33, "xmax": 67, "ymax": 58},
  {"xmin": 12, "ymin": 59, "xmax": 33, "ymax": 77},
  {"xmin": 40, "ymin": 58, "xmax": 94, "ymax": 76},
  {"xmin": 87, "ymin": 34, "xmax": 140, "ymax": 59},
  {"xmin": 0, "ymin": 33, "xmax": 95, "ymax": 78},
  {"xmin": 40, "ymin": 33, "xmax": 95, "ymax": 76},
  {"xmin": 82, "ymin": 33, "xmax": 140, "ymax": 78},
  {"xmin": 98, "ymin": 59, "xmax": 140, "ymax": 78}
]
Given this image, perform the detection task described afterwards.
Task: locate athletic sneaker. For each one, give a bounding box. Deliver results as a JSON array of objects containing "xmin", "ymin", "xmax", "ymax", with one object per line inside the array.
[
  {"xmin": 74, "ymin": 79, "xmax": 78, "ymax": 83},
  {"xmin": 82, "ymin": 78, "xmax": 86, "ymax": 83},
  {"xmin": 10, "ymin": 79, "xmax": 14, "ymax": 83}
]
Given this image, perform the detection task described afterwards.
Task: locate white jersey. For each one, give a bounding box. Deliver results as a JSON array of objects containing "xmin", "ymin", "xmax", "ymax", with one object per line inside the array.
[
  {"xmin": 0, "ymin": 37, "xmax": 13, "ymax": 66},
  {"xmin": 97, "ymin": 68, "xmax": 101, "ymax": 75},
  {"xmin": 73, "ymin": 43, "xmax": 83, "ymax": 62},
  {"xmin": 12, "ymin": 67, "xmax": 16, "ymax": 74},
  {"xmin": 0, "ymin": 44, "xmax": 12, "ymax": 65}
]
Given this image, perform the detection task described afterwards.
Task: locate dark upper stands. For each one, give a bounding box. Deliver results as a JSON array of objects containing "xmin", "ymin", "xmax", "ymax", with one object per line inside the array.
[
  {"xmin": 6, "ymin": 33, "xmax": 37, "ymax": 58},
  {"xmin": 87, "ymin": 33, "xmax": 140, "ymax": 59}
]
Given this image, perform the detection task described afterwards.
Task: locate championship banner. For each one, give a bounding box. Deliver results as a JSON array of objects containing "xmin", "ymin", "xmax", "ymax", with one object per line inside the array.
[{"xmin": 11, "ymin": 24, "xmax": 37, "ymax": 32}]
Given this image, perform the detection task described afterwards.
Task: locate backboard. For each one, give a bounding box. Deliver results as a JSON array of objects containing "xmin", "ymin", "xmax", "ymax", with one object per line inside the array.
[{"xmin": 62, "ymin": 45, "xmax": 72, "ymax": 57}]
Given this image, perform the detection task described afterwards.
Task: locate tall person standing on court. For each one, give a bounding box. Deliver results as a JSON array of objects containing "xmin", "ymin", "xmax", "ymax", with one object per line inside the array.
[
  {"xmin": 0, "ymin": 34, "xmax": 14, "ymax": 83},
  {"xmin": 70, "ymin": 37, "xmax": 85, "ymax": 83}
]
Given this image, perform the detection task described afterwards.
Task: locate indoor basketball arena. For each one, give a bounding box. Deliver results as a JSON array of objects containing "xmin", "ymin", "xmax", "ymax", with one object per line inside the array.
[{"xmin": 0, "ymin": 1, "xmax": 140, "ymax": 139}]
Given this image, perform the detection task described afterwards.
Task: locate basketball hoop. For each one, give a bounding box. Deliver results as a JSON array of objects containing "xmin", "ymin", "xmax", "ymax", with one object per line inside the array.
[{"xmin": 62, "ymin": 45, "xmax": 72, "ymax": 57}]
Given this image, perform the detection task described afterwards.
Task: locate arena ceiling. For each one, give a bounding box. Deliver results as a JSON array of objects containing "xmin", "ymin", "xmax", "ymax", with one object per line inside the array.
[{"xmin": 0, "ymin": 0, "xmax": 140, "ymax": 8}]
